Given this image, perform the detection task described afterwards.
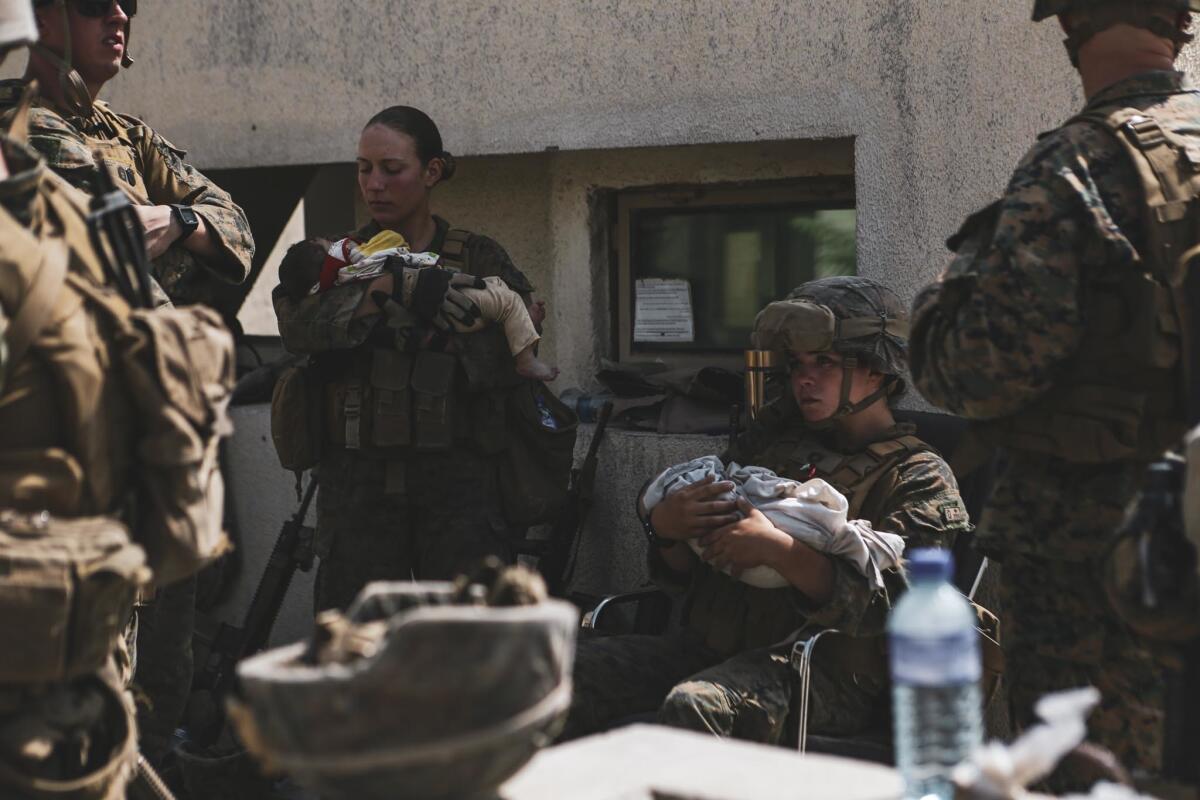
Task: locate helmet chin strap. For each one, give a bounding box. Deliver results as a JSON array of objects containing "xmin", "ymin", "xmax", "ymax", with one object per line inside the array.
[{"xmin": 805, "ymin": 354, "xmax": 894, "ymax": 431}]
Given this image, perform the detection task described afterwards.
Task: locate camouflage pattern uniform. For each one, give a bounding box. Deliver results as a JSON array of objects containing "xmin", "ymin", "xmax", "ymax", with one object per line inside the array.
[
  {"xmin": 0, "ymin": 87, "xmax": 254, "ymax": 305},
  {"xmin": 0, "ymin": 87, "xmax": 255, "ymax": 759},
  {"xmin": 0, "ymin": 99, "xmax": 143, "ymax": 799},
  {"xmin": 910, "ymin": 71, "xmax": 1200, "ymax": 775},
  {"xmin": 563, "ymin": 405, "xmax": 969, "ymax": 743},
  {"xmin": 274, "ymin": 216, "xmax": 536, "ymax": 613}
]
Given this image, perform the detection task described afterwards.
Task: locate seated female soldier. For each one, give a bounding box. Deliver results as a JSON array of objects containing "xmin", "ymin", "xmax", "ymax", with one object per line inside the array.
[{"xmin": 560, "ymin": 276, "xmax": 970, "ymax": 744}]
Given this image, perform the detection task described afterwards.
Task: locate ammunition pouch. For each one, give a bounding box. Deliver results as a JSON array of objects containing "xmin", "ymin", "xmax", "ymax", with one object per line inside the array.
[
  {"xmin": 327, "ymin": 349, "xmax": 467, "ymax": 453},
  {"xmin": 271, "ymin": 361, "xmax": 324, "ymax": 473},
  {"xmin": 497, "ymin": 382, "xmax": 579, "ymax": 527},
  {"xmin": 0, "ymin": 511, "xmax": 148, "ymax": 684},
  {"xmin": 411, "ymin": 351, "xmax": 457, "ymax": 451}
]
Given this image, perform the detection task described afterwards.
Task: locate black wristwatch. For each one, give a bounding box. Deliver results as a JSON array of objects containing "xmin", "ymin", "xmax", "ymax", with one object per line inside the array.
[
  {"xmin": 170, "ymin": 204, "xmax": 200, "ymax": 242},
  {"xmin": 638, "ymin": 504, "xmax": 676, "ymax": 550}
]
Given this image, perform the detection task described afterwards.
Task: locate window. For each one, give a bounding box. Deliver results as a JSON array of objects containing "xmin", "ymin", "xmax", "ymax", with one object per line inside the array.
[{"xmin": 615, "ymin": 179, "xmax": 856, "ymax": 365}]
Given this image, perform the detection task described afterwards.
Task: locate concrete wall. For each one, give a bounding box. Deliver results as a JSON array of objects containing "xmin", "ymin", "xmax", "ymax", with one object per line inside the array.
[
  {"xmin": 103, "ymin": 1, "xmax": 1083, "ymax": 321},
  {"xmin": 17, "ymin": 2, "xmax": 1199, "ymax": 631},
  {"xmin": 96, "ymin": 0, "xmax": 1098, "ymax": 387}
]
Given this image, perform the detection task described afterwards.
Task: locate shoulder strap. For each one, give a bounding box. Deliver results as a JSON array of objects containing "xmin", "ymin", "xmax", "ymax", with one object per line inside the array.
[
  {"xmin": 1074, "ymin": 106, "xmax": 1200, "ymax": 423},
  {"xmin": 1073, "ymin": 107, "xmax": 1200, "ymax": 284},
  {"xmin": 439, "ymin": 228, "xmax": 472, "ymax": 273},
  {"xmin": 840, "ymin": 435, "xmax": 931, "ymax": 520}
]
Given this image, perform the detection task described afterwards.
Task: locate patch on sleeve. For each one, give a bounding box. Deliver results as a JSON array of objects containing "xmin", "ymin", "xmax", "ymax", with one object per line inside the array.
[{"xmin": 938, "ymin": 502, "xmax": 967, "ymax": 526}]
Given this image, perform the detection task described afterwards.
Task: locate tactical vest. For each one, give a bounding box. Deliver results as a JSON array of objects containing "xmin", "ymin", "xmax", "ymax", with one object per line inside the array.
[
  {"xmin": 690, "ymin": 422, "xmax": 935, "ymax": 657},
  {"xmin": 972, "ymin": 97, "xmax": 1198, "ymax": 464},
  {"xmin": 322, "ymin": 229, "xmax": 523, "ymax": 458},
  {"xmin": 762, "ymin": 431, "xmax": 933, "ymax": 522}
]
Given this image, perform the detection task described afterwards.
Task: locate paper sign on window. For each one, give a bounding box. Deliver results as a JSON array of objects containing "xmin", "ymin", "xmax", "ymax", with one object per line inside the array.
[{"xmin": 634, "ymin": 279, "xmax": 695, "ymax": 343}]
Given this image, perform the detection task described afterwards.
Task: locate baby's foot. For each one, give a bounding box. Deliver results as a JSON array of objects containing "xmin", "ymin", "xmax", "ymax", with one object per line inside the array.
[{"xmin": 515, "ymin": 347, "xmax": 560, "ymax": 381}]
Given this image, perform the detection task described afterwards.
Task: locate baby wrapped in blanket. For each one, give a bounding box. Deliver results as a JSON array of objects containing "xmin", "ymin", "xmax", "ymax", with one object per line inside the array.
[{"xmin": 642, "ymin": 455, "xmax": 906, "ymax": 590}]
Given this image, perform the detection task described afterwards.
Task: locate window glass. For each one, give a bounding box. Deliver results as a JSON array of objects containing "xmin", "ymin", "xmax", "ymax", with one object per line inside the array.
[{"xmin": 629, "ymin": 206, "xmax": 856, "ymax": 352}]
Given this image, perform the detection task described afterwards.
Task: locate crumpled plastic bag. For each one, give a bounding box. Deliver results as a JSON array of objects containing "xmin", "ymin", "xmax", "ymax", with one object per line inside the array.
[{"xmin": 952, "ymin": 688, "xmax": 1155, "ymax": 800}]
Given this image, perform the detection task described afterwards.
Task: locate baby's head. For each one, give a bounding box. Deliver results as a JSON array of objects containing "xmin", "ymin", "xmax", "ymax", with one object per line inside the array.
[{"xmin": 278, "ymin": 237, "xmax": 332, "ymax": 299}]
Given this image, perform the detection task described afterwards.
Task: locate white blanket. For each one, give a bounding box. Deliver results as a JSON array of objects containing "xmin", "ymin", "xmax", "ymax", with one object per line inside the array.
[{"xmin": 643, "ymin": 456, "xmax": 905, "ymax": 590}]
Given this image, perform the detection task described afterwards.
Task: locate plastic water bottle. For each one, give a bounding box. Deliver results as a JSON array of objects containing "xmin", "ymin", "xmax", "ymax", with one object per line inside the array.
[
  {"xmin": 559, "ymin": 388, "xmax": 613, "ymax": 423},
  {"xmin": 888, "ymin": 548, "xmax": 983, "ymax": 800},
  {"xmin": 534, "ymin": 393, "xmax": 559, "ymax": 430}
]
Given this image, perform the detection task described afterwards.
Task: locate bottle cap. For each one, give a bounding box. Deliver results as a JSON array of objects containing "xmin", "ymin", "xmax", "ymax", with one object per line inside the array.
[{"xmin": 907, "ymin": 548, "xmax": 953, "ymax": 581}]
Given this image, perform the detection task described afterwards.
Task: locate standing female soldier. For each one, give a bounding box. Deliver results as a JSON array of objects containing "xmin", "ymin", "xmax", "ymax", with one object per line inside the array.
[{"xmin": 274, "ymin": 106, "xmax": 543, "ymax": 611}]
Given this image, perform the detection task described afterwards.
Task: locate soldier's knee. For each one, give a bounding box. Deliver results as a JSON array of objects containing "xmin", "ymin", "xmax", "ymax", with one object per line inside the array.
[{"xmin": 658, "ymin": 680, "xmax": 732, "ymax": 735}]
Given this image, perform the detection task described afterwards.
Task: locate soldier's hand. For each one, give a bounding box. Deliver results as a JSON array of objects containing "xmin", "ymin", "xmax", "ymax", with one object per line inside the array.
[
  {"xmin": 698, "ymin": 498, "xmax": 790, "ymax": 575},
  {"xmin": 649, "ymin": 476, "xmax": 739, "ymax": 541},
  {"xmin": 135, "ymin": 204, "xmax": 181, "ymax": 260},
  {"xmin": 404, "ymin": 266, "xmax": 484, "ymax": 330}
]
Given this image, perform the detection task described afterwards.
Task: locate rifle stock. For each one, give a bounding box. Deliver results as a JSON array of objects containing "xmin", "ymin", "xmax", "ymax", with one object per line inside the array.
[{"xmin": 542, "ymin": 401, "xmax": 613, "ymax": 597}]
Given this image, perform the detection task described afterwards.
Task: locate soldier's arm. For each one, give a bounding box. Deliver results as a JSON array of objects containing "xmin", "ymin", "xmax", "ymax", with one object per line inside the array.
[
  {"xmin": 272, "ymin": 281, "xmax": 379, "ymax": 354},
  {"xmin": 909, "ymin": 128, "xmax": 1132, "ymax": 419},
  {"xmin": 469, "ymin": 235, "xmax": 535, "ymax": 301},
  {"xmin": 794, "ymin": 453, "xmax": 969, "ymax": 636},
  {"xmin": 135, "ymin": 125, "xmax": 253, "ymax": 285}
]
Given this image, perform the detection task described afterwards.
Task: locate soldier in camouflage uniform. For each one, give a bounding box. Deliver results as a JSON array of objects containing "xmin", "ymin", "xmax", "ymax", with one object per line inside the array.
[
  {"xmin": 0, "ymin": 0, "xmax": 255, "ymax": 763},
  {"xmin": 909, "ymin": 0, "xmax": 1200, "ymax": 780},
  {"xmin": 274, "ymin": 106, "xmax": 544, "ymax": 613},
  {"xmin": 0, "ymin": 3, "xmax": 157, "ymax": 794},
  {"xmin": 561, "ymin": 277, "xmax": 970, "ymax": 744},
  {"xmin": 0, "ymin": 0, "xmax": 253, "ymax": 307}
]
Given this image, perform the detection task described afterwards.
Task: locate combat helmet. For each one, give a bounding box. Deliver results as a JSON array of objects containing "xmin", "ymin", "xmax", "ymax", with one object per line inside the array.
[
  {"xmin": 230, "ymin": 566, "xmax": 577, "ymax": 800},
  {"xmin": 1032, "ymin": 0, "xmax": 1197, "ymax": 65},
  {"xmin": 31, "ymin": 0, "xmax": 136, "ymax": 117},
  {"xmin": 752, "ymin": 276, "xmax": 909, "ymax": 423},
  {"xmin": 0, "ymin": 0, "xmax": 36, "ymax": 65}
]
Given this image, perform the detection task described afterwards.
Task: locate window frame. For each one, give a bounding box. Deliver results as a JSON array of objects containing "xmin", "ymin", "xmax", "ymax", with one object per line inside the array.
[{"xmin": 614, "ymin": 177, "xmax": 857, "ymax": 370}]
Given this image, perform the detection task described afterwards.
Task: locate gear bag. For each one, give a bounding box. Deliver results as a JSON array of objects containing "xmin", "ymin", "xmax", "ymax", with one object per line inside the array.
[
  {"xmin": 271, "ymin": 360, "xmax": 323, "ymax": 473},
  {"xmin": 68, "ymin": 274, "xmax": 236, "ymax": 586},
  {"xmin": 0, "ymin": 511, "xmax": 148, "ymax": 684},
  {"xmin": 497, "ymin": 382, "xmax": 579, "ymax": 527},
  {"xmin": 967, "ymin": 102, "xmax": 1200, "ymax": 464}
]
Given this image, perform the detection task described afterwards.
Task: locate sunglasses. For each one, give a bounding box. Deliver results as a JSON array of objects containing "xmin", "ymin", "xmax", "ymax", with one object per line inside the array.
[{"xmin": 71, "ymin": 0, "xmax": 137, "ymax": 18}]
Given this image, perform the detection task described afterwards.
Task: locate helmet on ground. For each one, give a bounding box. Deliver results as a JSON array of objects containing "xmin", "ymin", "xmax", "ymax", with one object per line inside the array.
[
  {"xmin": 0, "ymin": 0, "xmax": 35, "ymax": 64},
  {"xmin": 230, "ymin": 568, "xmax": 577, "ymax": 800},
  {"xmin": 1031, "ymin": 0, "xmax": 1197, "ymax": 65},
  {"xmin": 752, "ymin": 276, "xmax": 910, "ymax": 421}
]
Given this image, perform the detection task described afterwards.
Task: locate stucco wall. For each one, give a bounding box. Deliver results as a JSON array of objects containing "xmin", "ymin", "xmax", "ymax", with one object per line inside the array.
[
  {"xmin": 422, "ymin": 139, "xmax": 854, "ymax": 389},
  {"xmin": 96, "ymin": 0, "xmax": 1102, "ymax": 384}
]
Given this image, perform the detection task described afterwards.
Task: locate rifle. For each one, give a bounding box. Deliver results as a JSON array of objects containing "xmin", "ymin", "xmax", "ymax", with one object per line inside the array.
[
  {"xmin": 191, "ymin": 474, "xmax": 318, "ymax": 740},
  {"xmin": 87, "ymin": 157, "xmax": 154, "ymax": 309},
  {"xmin": 541, "ymin": 401, "xmax": 614, "ymax": 598}
]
